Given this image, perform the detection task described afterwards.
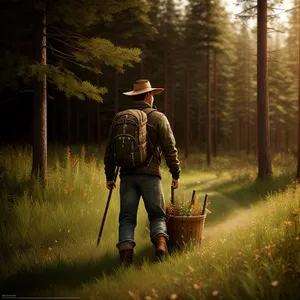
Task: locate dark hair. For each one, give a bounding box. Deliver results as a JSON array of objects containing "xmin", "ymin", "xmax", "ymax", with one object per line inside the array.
[{"xmin": 132, "ymin": 92, "xmax": 150, "ymax": 101}]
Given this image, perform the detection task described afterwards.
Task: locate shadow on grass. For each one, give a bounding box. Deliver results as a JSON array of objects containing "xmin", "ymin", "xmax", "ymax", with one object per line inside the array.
[
  {"xmin": 180, "ymin": 172, "xmax": 295, "ymax": 226},
  {"xmin": 0, "ymin": 244, "xmax": 159, "ymax": 296},
  {"xmin": 205, "ymin": 172, "xmax": 294, "ymax": 224},
  {"xmin": 0, "ymin": 164, "xmax": 33, "ymax": 202},
  {"xmin": 208, "ymin": 172, "xmax": 294, "ymax": 204}
]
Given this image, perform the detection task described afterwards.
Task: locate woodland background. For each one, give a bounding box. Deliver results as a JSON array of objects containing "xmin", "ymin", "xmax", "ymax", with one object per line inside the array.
[{"xmin": 0, "ymin": 0, "xmax": 300, "ymax": 179}]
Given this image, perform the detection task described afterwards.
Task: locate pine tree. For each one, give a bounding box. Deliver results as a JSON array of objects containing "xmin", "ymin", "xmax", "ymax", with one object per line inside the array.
[
  {"xmin": 285, "ymin": 0, "xmax": 300, "ymax": 176},
  {"xmin": 237, "ymin": 0, "xmax": 273, "ymax": 178},
  {"xmin": 257, "ymin": 0, "xmax": 272, "ymax": 178},
  {"xmin": 1, "ymin": 0, "xmax": 143, "ymax": 185},
  {"xmin": 298, "ymin": 3, "xmax": 300, "ymax": 178},
  {"xmin": 184, "ymin": 0, "xmax": 219, "ymax": 161}
]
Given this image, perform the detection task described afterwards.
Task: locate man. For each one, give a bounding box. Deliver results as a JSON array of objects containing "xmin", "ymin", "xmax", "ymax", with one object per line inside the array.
[{"xmin": 104, "ymin": 79, "xmax": 181, "ymax": 266}]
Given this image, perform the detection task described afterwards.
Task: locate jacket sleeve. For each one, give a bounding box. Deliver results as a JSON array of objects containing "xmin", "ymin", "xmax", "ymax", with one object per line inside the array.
[
  {"xmin": 157, "ymin": 115, "xmax": 181, "ymax": 179},
  {"xmin": 104, "ymin": 120, "xmax": 116, "ymax": 181}
]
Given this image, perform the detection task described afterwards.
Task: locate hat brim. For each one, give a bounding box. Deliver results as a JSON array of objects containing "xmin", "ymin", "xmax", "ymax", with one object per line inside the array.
[{"xmin": 123, "ymin": 87, "xmax": 164, "ymax": 96}]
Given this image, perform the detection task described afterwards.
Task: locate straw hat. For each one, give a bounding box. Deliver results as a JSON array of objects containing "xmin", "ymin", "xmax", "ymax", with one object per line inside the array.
[{"xmin": 123, "ymin": 79, "xmax": 164, "ymax": 96}]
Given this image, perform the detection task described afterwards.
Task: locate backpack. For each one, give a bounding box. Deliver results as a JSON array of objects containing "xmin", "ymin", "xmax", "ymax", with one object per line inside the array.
[{"xmin": 111, "ymin": 108, "xmax": 156, "ymax": 168}]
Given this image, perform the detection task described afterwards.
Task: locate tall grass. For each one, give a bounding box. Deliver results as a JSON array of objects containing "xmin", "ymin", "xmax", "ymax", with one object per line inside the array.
[{"xmin": 0, "ymin": 145, "xmax": 299, "ymax": 299}]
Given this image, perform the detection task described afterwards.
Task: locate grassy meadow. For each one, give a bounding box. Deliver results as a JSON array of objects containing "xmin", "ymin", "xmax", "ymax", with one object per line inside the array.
[{"xmin": 0, "ymin": 145, "xmax": 300, "ymax": 299}]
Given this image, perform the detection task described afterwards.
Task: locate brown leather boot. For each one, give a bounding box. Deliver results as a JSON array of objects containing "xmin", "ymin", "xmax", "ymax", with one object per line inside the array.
[
  {"xmin": 118, "ymin": 242, "xmax": 134, "ymax": 267},
  {"xmin": 119, "ymin": 249, "xmax": 133, "ymax": 267},
  {"xmin": 154, "ymin": 235, "xmax": 169, "ymax": 261}
]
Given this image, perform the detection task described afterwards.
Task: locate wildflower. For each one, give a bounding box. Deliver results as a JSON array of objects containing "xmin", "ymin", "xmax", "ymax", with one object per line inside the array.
[
  {"xmin": 169, "ymin": 294, "xmax": 178, "ymax": 300},
  {"xmin": 128, "ymin": 291, "xmax": 136, "ymax": 299},
  {"xmin": 193, "ymin": 283, "xmax": 200, "ymax": 290},
  {"xmin": 64, "ymin": 189, "xmax": 68, "ymax": 195},
  {"xmin": 271, "ymin": 280, "xmax": 279, "ymax": 287},
  {"xmin": 54, "ymin": 240, "xmax": 58, "ymax": 243},
  {"xmin": 151, "ymin": 288, "xmax": 158, "ymax": 298},
  {"xmin": 212, "ymin": 290, "xmax": 219, "ymax": 296},
  {"xmin": 48, "ymin": 247, "xmax": 52, "ymax": 251},
  {"xmin": 188, "ymin": 266, "xmax": 195, "ymax": 273},
  {"xmin": 69, "ymin": 186, "xmax": 74, "ymax": 192},
  {"xmin": 284, "ymin": 221, "xmax": 292, "ymax": 226},
  {"xmin": 82, "ymin": 191, "xmax": 87, "ymax": 197},
  {"xmin": 67, "ymin": 229, "xmax": 71, "ymax": 233}
]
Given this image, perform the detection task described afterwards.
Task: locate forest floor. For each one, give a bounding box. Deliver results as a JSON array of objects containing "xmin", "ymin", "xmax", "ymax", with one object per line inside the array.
[{"xmin": 0, "ymin": 145, "xmax": 299, "ymax": 300}]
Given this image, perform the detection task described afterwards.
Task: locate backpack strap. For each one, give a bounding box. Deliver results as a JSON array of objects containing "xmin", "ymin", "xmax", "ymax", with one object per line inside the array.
[
  {"xmin": 143, "ymin": 107, "xmax": 156, "ymax": 117},
  {"xmin": 142, "ymin": 107, "xmax": 160, "ymax": 166}
]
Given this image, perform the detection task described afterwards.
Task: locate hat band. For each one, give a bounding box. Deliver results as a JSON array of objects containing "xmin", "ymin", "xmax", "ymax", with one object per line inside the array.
[{"xmin": 133, "ymin": 81, "xmax": 152, "ymax": 93}]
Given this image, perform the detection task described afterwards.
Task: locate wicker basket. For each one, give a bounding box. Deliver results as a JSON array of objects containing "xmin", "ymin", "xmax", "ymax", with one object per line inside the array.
[{"xmin": 166, "ymin": 214, "xmax": 206, "ymax": 248}]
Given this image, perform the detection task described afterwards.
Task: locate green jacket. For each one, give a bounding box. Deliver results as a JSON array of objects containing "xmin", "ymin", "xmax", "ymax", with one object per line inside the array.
[{"xmin": 104, "ymin": 101, "xmax": 181, "ymax": 181}]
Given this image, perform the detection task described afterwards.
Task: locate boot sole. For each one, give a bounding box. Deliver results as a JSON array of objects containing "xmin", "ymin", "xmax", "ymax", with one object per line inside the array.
[{"xmin": 156, "ymin": 249, "xmax": 169, "ymax": 261}]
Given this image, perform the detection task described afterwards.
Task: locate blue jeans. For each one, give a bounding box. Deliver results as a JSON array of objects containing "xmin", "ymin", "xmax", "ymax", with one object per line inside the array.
[{"xmin": 116, "ymin": 174, "xmax": 169, "ymax": 249}]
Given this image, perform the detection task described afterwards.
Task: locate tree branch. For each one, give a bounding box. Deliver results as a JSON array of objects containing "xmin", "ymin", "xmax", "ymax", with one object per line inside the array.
[
  {"xmin": 267, "ymin": 27, "xmax": 285, "ymax": 33},
  {"xmin": 236, "ymin": 5, "xmax": 258, "ymax": 16},
  {"xmin": 48, "ymin": 52, "xmax": 88, "ymax": 70},
  {"xmin": 47, "ymin": 35, "xmax": 82, "ymax": 51},
  {"xmin": 47, "ymin": 25, "xmax": 88, "ymax": 40},
  {"xmin": 46, "ymin": 41, "xmax": 75, "ymax": 59}
]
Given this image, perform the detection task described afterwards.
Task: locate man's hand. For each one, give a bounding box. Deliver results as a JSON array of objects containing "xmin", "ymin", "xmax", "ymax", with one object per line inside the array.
[
  {"xmin": 106, "ymin": 181, "xmax": 116, "ymax": 190},
  {"xmin": 171, "ymin": 178, "xmax": 179, "ymax": 189}
]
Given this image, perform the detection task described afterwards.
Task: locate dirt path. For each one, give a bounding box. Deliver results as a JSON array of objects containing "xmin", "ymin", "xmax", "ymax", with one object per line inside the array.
[{"xmin": 182, "ymin": 173, "xmax": 255, "ymax": 240}]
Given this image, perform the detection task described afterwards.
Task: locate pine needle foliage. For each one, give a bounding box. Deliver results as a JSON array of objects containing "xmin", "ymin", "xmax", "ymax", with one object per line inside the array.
[{"xmin": 0, "ymin": 0, "xmax": 143, "ymax": 102}]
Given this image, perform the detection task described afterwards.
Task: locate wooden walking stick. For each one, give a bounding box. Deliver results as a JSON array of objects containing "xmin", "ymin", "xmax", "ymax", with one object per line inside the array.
[
  {"xmin": 171, "ymin": 184, "xmax": 175, "ymax": 205},
  {"xmin": 96, "ymin": 166, "xmax": 120, "ymax": 247}
]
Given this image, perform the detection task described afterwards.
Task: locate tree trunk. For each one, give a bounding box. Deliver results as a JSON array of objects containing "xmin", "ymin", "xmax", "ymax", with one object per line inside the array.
[
  {"xmin": 96, "ymin": 74, "xmax": 101, "ymax": 148},
  {"xmin": 115, "ymin": 68, "xmax": 119, "ymax": 114},
  {"xmin": 140, "ymin": 57, "xmax": 144, "ymax": 78},
  {"xmin": 297, "ymin": 1, "xmax": 300, "ymax": 178},
  {"xmin": 206, "ymin": 49, "xmax": 211, "ymax": 166},
  {"xmin": 171, "ymin": 83, "xmax": 175, "ymax": 131},
  {"xmin": 247, "ymin": 44, "xmax": 251, "ymax": 155},
  {"xmin": 197, "ymin": 67, "xmax": 201, "ymax": 144},
  {"xmin": 257, "ymin": 0, "xmax": 272, "ymax": 178},
  {"xmin": 275, "ymin": 125, "xmax": 280, "ymax": 153},
  {"xmin": 31, "ymin": 8, "xmax": 47, "ymax": 185},
  {"xmin": 164, "ymin": 47, "xmax": 168, "ymax": 118},
  {"xmin": 213, "ymin": 51, "xmax": 218, "ymax": 157},
  {"xmin": 76, "ymin": 103, "xmax": 80, "ymax": 143},
  {"xmin": 286, "ymin": 129, "xmax": 289, "ymax": 153},
  {"xmin": 206, "ymin": 0, "xmax": 211, "ymax": 166},
  {"xmin": 67, "ymin": 98, "xmax": 71, "ymax": 145},
  {"xmin": 88, "ymin": 101, "xmax": 92, "ymax": 143},
  {"xmin": 239, "ymin": 118, "xmax": 243, "ymax": 151},
  {"xmin": 52, "ymin": 94, "xmax": 56, "ymax": 143},
  {"xmin": 185, "ymin": 66, "xmax": 190, "ymax": 159}
]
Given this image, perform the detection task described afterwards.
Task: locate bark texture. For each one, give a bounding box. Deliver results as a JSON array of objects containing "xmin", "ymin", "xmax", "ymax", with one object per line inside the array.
[
  {"xmin": 257, "ymin": 0, "xmax": 272, "ymax": 178},
  {"xmin": 31, "ymin": 8, "xmax": 47, "ymax": 185}
]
